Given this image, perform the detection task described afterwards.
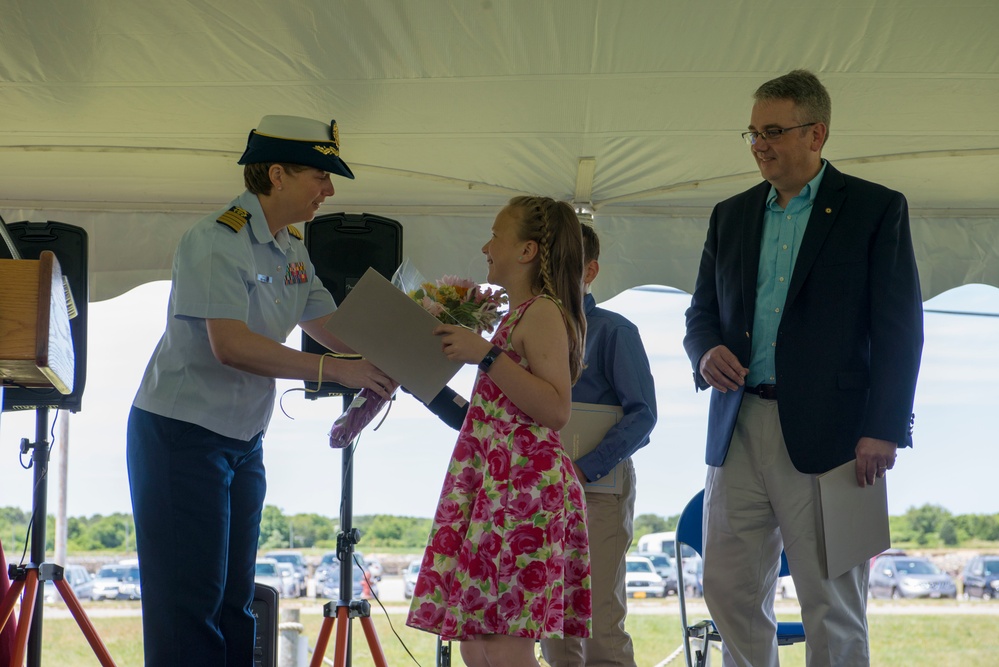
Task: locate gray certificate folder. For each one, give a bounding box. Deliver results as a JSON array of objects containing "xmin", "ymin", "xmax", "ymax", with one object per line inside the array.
[
  {"xmin": 560, "ymin": 402, "xmax": 625, "ymax": 494},
  {"xmin": 817, "ymin": 459, "xmax": 891, "ymax": 580},
  {"xmin": 322, "ymin": 267, "xmax": 462, "ymax": 404}
]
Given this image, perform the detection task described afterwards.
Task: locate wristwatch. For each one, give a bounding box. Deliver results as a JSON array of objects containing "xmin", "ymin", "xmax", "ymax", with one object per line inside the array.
[{"xmin": 478, "ymin": 345, "xmax": 502, "ymax": 373}]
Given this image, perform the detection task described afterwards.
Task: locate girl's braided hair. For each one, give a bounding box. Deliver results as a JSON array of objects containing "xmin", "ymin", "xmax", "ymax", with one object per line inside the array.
[{"xmin": 506, "ymin": 195, "xmax": 586, "ymax": 383}]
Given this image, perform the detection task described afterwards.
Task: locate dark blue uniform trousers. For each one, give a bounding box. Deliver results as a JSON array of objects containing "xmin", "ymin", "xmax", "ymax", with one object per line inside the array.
[{"xmin": 127, "ymin": 406, "xmax": 266, "ymax": 667}]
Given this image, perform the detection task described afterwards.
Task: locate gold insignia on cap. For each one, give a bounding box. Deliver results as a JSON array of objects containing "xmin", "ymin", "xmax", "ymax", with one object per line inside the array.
[
  {"xmin": 313, "ymin": 145, "xmax": 340, "ymax": 156},
  {"xmin": 287, "ymin": 225, "xmax": 303, "ymax": 240},
  {"xmin": 312, "ymin": 120, "xmax": 342, "ymax": 157},
  {"xmin": 217, "ymin": 206, "xmax": 251, "ymax": 232}
]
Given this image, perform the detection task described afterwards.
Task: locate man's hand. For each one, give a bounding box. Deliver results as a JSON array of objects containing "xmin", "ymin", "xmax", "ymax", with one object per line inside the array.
[
  {"xmin": 698, "ymin": 345, "xmax": 748, "ymax": 392},
  {"xmin": 855, "ymin": 437, "xmax": 897, "ymax": 487}
]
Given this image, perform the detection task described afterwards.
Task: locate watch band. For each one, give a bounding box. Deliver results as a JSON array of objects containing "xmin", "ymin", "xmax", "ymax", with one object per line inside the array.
[{"xmin": 478, "ymin": 345, "xmax": 502, "ymax": 373}]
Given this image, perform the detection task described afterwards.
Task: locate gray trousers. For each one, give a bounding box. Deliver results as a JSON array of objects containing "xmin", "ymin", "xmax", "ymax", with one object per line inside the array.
[{"xmin": 703, "ymin": 394, "xmax": 870, "ymax": 667}]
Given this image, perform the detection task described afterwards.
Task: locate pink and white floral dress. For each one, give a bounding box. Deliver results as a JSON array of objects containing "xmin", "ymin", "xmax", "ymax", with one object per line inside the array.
[{"xmin": 406, "ymin": 295, "xmax": 592, "ymax": 641}]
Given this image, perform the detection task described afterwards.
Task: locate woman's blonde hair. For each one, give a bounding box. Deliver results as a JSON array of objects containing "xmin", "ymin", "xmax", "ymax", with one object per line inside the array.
[{"xmin": 506, "ymin": 195, "xmax": 586, "ymax": 383}]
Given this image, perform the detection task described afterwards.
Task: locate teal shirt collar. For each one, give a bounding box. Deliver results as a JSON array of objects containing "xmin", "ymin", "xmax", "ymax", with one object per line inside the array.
[{"xmin": 766, "ymin": 159, "xmax": 828, "ymax": 210}]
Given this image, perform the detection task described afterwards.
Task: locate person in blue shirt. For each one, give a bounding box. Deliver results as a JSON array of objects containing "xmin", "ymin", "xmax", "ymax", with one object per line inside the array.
[
  {"xmin": 126, "ymin": 115, "xmax": 394, "ymax": 667},
  {"xmin": 541, "ymin": 222, "xmax": 658, "ymax": 667},
  {"xmin": 684, "ymin": 70, "xmax": 922, "ymax": 666}
]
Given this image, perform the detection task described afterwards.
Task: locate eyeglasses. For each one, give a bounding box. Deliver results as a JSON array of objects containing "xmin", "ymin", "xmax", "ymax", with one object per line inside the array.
[{"xmin": 742, "ymin": 123, "xmax": 816, "ymax": 145}]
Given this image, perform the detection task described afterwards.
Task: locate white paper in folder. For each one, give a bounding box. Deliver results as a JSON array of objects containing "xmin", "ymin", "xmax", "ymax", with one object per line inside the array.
[
  {"xmin": 560, "ymin": 402, "xmax": 625, "ymax": 494},
  {"xmin": 322, "ymin": 267, "xmax": 462, "ymax": 404},
  {"xmin": 817, "ymin": 459, "xmax": 891, "ymax": 580}
]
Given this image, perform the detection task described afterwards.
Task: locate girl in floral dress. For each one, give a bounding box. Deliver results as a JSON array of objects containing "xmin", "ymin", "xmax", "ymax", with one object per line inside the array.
[{"xmin": 406, "ymin": 196, "xmax": 591, "ymax": 667}]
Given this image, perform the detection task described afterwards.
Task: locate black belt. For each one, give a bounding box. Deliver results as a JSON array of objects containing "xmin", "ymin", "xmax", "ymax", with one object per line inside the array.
[{"xmin": 744, "ymin": 384, "xmax": 778, "ymax": 400}]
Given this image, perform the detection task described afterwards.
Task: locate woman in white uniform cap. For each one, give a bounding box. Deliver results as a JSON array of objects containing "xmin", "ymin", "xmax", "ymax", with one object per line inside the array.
[{"xmin": 127, "ymin": 115, "xmax": 394, "ymax": 667}]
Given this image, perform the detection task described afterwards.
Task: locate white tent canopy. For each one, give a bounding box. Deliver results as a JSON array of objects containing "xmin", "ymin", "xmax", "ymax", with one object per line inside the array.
[{"xmin": 2, "ymin": 0, "xmax": 997, "ymax": 303}]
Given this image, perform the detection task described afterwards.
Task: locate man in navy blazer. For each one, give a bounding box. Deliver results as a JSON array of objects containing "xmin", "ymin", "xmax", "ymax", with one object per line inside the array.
[{"xmin": 684, "ymin": 70, "xmax": 923, "ymax": 666}]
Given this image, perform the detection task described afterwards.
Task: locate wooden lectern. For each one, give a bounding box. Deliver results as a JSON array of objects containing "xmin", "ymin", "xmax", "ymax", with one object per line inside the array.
[{"xmin": 0, "ymin": 250, "xmax": 75, "ymax": 395}]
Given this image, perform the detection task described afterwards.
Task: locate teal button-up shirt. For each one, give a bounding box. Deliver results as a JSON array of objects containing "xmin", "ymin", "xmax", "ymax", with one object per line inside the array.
[{"xmin": 747, "ymin": 161, "xmax": 828, "ymax": 386}]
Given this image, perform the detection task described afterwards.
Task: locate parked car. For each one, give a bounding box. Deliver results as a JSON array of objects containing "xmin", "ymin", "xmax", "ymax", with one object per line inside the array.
[
  {"xmin": 91, "ymin": 562, "xmax": 141, "ymax": 601},
  {"xmin": 641, "ymin": 552, "xmax": 678, "ymax": 596},
  {"xmin": 961, "ymin": 554, "xmax": 999, "ymax": 600},
  {"xmin": 625, "ymin": 555, "xmax": 664, "ymax": 599},
  {"xmin": 314, "ymin": 551, "xmax": 370, "ymax": 600},
  {"xmin": 364, "ymin": 555, "xmax": 383, "ymax": 582},
  {"xmin": 254, "ymin": 558, "xmax": 289, "ymax": 598},
  {"xmin": 275, "ymin": 561, "xmax": 303, "ymax": 598},
  {"xmin": 678, "ymin": 555, "xmax": 703, "ymax": 598},
  {"xmin": 43, "ymin": 564, "xmax": 94, "ymax": 603},
  {"xmin": 869, "ymin": 555, "xmax": 957, "ymax": 599},
  {"xmin": 403, "ymin": 560, "xmax": 420, "ymax": 599},
  {"xmin": 264, "ymin": 550, "xmax": 308, "ymax": 597}
]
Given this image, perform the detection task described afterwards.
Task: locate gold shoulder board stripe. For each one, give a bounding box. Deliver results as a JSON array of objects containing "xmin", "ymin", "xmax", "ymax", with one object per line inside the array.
[
  {"xmin": 288, "ymin": 225, "xmax": 303, "ymax": 240},
  {"xmin": 216, "ymin": 207, "xmax": 250, "ymax": 232}
]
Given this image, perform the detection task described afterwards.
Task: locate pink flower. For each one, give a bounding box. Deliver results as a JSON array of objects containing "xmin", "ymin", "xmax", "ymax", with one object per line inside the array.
[
  {"xmin": 497, "ymin": 588, "xmax": 526, "ymax": 620},
  {"xmin": 507, "ymin": 524, "xmax": 544, "ymax": 556},
  {"xmin": 436, "ymin": 498, "xmax": 463, "ymax": 524},
  {"xmin": 544, "ymin": 596, "xmax": 564, "ymax": 633},
  {"xmin": 510, "ymin": 464, "xmax": 543, "ymax": 493},
  {"xmin": 413, "ymin": 567, "xmax": 445, "ymax": 598},
  {"xmin": 563, "ymin": 617, "xmax": 589, "ymax": 638},
  {"xmin": 453, "ymin": 465, "xmax": 483, "ymax": 493},
  {"xmin": 486, "ymin": 447, "xmax": 511, "ymax": 481},
  {"xmin": 517, "ymin": 560, "xmax": 548, "ymax": 593},
  {"xmin": 409, "ymin": 601, "xmax": 446, "ymax": 629},
  {"xmin": 430, "ymin": 525, "xmax": 463, "ymax": 557},
  {"xmin": 540, "ymin": 484, "xmax": 563, "ymax": 512},
  {"xmin": 478, "ymin": 532, "xmax": 502, "ymax": 558},
  {"xmin": 460, "ymin": 585, "xmax": 489, "ymax": 612},
  {"xmin": 466, "ymin": 550, "xmax": 498, "ymax": 583},
  {"xmin": 570, "ymin": 588, "xmax": 592, "ymax": 617},
  {"xmin": 564, "ymin": 555, "xmax": 589, "ymax": 587},
  {"xmin": 508, "ymin": 492, "xmax": 542, "ymax": 520}
]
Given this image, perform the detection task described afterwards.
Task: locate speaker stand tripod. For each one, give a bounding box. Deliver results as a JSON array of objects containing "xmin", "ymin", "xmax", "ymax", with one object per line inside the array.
[
  {"xmin": 0, "ymin": 407, "xmax": 117, "ymax": 667},
  {"xmin": 310, "ymin": 393, "xmax": 388, "ymax": 667}
]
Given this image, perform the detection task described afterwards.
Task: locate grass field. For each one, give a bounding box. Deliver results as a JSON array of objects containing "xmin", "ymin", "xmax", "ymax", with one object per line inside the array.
[{"xmin": 19, "ymin": 601, "xmax": 999, "ymax": 666}]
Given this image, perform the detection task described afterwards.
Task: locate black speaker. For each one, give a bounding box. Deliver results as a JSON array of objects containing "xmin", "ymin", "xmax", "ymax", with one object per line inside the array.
[
  {"xmin": 0, "ymin": 221, "xmax": 88, "ymax": 413},
  {"xmin": 302, "ymin": 213, "xmax": 403, "ymax": 397},
  {"xmin": 251, "ymin": 582, "xmax": 279, "ymax": 667}
]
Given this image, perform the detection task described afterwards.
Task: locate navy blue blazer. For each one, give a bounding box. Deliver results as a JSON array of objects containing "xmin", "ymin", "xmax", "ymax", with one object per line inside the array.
[{"xmin": 684, "ymin": 163, "xmax": 924, "ymax": 474}]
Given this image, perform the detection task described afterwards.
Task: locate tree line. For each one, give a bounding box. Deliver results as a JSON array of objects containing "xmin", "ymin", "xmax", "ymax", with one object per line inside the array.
[{"xmin": 1, "ymin": 503, "xmax": 997, "ymax": 555}]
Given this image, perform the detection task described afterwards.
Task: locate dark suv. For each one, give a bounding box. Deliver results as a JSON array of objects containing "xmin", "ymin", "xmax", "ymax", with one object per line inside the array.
[{"xmin": 961, "ymin": 555, "xmax": 999, "ymax": 600}]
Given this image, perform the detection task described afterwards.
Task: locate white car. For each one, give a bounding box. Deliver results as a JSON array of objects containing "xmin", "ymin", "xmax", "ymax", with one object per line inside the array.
[
  {"xmin": 254, "ymin": 558, "xmax": 287, "ymax": 598},
  {"xmin": 625, "ymin": 556, "xmax": 665, "ymax": 599},
  {"xmin": 403, "ymin": 560, "xmax": 420, "ymax": 599},
  {"xmin": 364, "ymin": 556, "xmax": 383, "ymax": 582}
]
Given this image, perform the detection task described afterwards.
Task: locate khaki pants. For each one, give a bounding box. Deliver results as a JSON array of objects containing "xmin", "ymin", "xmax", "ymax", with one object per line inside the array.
[
  {"xmin": 541, "ymin": 458, "xmax": 637, "ymax": 667},
  {"xmin": 704, "ymin": 394, "xmax": 870, "ymax": 667}
]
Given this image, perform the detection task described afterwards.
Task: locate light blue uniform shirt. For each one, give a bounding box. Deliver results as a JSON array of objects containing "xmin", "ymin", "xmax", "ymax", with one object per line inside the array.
[
  {"xmin": 747, "ymin": 161, "xmax": 828, "ymax": 386},
  {"xmin": 133, "ymin": 191, "xmax": 336, "ymax": 440}
]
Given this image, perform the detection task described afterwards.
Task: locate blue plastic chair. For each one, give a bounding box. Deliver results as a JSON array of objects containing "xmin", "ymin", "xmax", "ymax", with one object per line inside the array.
[{"xmin": 675, "ymin": 490, "xmax": 806, "ymax": 667}]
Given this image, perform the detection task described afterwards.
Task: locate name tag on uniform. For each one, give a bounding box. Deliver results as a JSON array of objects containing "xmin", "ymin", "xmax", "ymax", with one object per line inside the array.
[{"xmin": 257, "ymin": 274, "xmax": 273, "ymax": 284}]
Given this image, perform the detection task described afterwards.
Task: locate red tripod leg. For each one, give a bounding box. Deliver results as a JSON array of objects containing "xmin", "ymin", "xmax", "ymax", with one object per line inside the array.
[
  {"xmin": 55, "ymin": 579, "xmax": 117, "ymax": 667},
  {"xmin": 0, "ymin": 579, "xmax": 26, "ymax": 635},
  {"xmin": 332, "ymin": 606, "xmax": 350, "ymax": 667},
  {"xmin": 309, "ymin": 614, "xmax": 336, "ymax": 667},
  {"xmin": 358, "ymin": 615, "xmax": 388, "ymax": 667},
  {"xmin": 11, "ymin": 569, "xmax": 39, "ymax": 667}
]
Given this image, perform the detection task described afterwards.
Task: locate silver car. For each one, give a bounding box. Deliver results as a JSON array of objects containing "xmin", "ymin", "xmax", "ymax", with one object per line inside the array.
[
  {"xmin": 869, "ymin": 555, "xmax": 957, "ymax": 599},
  {"xmin": 403, "ymin": 560, "xmax": 420, "ymax": 599}
]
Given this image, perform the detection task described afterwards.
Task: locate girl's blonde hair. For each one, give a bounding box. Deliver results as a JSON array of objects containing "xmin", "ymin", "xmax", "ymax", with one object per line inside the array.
[{"xmin": 506, "ymin": 195, "xmax": 586, "ymax": 384}]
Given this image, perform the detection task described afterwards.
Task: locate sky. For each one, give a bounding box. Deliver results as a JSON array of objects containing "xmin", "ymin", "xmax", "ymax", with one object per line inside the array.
[{"xmin": 1, "ymin": 280, "xmax": 998, "ymax": 529}]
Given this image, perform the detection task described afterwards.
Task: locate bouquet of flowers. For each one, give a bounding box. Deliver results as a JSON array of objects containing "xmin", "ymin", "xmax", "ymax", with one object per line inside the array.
[{"xmin": 328, "ymin": 263, "xmax": 507, "ymax": 448}]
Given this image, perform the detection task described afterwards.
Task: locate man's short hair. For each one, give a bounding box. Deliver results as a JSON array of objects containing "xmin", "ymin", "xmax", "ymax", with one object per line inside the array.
[
  {"xmin": 581, "ymin": 223, "xmax": 600, "ymax": 264},
  {"xmin": 754, "ymin": 69, "xmax": 832, "ymax": 142}
]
